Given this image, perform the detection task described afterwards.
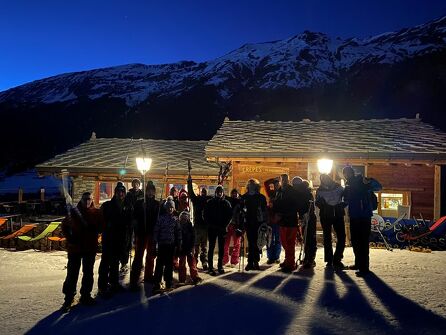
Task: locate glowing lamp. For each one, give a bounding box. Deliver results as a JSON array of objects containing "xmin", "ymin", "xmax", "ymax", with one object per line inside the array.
[
  {"xmin": 317, "ymin": 158, "xmax": 333, "ymax": 175},
  {"xmin": 136, "ymin": 157, "xmax": 152, "ymax": 174}
]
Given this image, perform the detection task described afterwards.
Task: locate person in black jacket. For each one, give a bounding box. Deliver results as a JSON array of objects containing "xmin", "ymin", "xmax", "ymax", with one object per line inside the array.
[
  {"xmin": 121, "ymin": 179, "xmax": 143, "ymax": 274},
  {"xmin": 61, "ymin": 192, "xmax": 102, "ymax": 310},
  {"xmin": 203, "ymin": 185, "xmax": 233, "ymax": 275},
  {"xmin": 98, "ymin": 182, "xmax": 132, "ymax": 295},
  {"xmin": 315, "ymin": 174, "xmax": 346, "ymax": 269},
  {"xmin": 223, "ymin": 189, "xmax": 243, "ymax": 266},
  {"xmin": 178, "ymin": 211, "xmax": 202, "ymax": 284},
  {"xmin": 129, "ymin": 181, "xmax": 160, "ymax": 289},
  {"xmin": 187, "ymin": 175, "xmax": 211, "ymax": 270},
  {"xmin": 274, "ymin": 174, "xmax": 300, "ymax": 272},
  {"xmin": 293, "ymin": 177, "xmax": 317, "ymax": 269},
  {"xmin": 264, "ymin": 177, "xmax": 282, "ymax": 264},
  {"xmin": 242, "ymin": 179, "xmax": 268, "ymax": 271}
]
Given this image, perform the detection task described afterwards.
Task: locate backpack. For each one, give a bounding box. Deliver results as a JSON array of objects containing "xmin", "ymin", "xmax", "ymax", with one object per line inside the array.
[{"xmin": 257, "ymin": 223, "xmax": 272, "ymax": 250}]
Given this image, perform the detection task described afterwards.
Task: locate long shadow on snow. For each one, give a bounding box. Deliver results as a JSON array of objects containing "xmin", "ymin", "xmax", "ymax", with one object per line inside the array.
[
  {"xmin": 26, "ymin": 281, "xmax": 293, "ymax": 335},
  {"xmin": 309, "ymin": 268, "xmax": 397, "ymax": 335},
  {"xmin": 362, "ymin": 272, "xmax": 446, "ymax": 335}
]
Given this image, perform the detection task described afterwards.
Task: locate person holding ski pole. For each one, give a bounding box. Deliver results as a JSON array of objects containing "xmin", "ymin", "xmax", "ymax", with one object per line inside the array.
[
  {"xmin": 129, "ymin": 181, "xmax": 159, "ymax": 290},
  {"xmin": 61, "ymin": 192, "xmax": 103, "ymax": 311},
  {"xmin": 242, "ymin": 179, "xmax": 268, "ymax": 271},
  {"xmin": 274, "ymin": 174, "xmax": 300, "ymax": 273},
  {"xmin": 293, "ymin": 177, "xmax": 317, "ymax": 269}
]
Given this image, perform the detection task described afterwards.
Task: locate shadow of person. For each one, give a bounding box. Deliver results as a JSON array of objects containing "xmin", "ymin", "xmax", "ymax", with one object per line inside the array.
[
  {"xmin": 309, "ymin": 269, "xmax": 398, "ymax": 335},
  {"xmin": 362, "ymin": 272, "xmax": 446, "ymax": 335},
  {"xmin": 26, "ymin": 282, "xmax": 294, "ymax": 335}
]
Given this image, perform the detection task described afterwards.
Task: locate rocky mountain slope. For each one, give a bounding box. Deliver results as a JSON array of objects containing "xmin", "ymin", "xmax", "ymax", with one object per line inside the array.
[{"xmin": 0, "ymin": 16, "xmax": 445, "ymax": 172}]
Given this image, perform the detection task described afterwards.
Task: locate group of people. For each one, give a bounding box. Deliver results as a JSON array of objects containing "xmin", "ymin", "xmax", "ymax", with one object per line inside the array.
[{"xmin": 60, "ymin": 166, "xmax": 381, "ymax": 311}]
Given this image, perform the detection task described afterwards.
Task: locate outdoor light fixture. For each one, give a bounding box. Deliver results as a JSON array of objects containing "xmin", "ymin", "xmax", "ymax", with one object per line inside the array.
[
  {"xmin": 317, "ymin": 158, "xmax": 333, "ymax": 175},
  {"xmin": 136, "ymin": 157, "xmax": 152, "ymax": 174}
]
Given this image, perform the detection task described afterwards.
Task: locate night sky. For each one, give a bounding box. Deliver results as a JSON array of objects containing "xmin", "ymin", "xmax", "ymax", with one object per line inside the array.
[{"xmin": 1, "ymin": 0, "xmax": 445, "ymax": 92}]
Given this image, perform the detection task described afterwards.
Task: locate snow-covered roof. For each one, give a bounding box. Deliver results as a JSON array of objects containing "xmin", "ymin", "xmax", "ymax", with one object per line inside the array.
[
  {"xmin": 205, "ymin": 118, "xmax": 446, "ymax": 161},
  {"xmin": 36, "ymin": 138, "xmax": 219, "ymax": 176}
]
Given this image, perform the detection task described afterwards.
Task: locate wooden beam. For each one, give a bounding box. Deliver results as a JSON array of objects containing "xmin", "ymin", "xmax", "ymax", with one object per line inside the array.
[{"xmin": 434, "ymin": 165, "xmax": 441, "ymax": 220}]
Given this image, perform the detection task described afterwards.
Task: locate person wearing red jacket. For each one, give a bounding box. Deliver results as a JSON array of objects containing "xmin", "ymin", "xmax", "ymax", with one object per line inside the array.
[{"xmin": 61, "ymin": 192, "xmax": 103, "ymax": 310}]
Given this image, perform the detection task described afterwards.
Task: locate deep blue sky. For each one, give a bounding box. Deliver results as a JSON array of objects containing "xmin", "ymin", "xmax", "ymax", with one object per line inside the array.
[{"xmin": 1, "ymin": 0, "xmax": 445, "ymax": 92}]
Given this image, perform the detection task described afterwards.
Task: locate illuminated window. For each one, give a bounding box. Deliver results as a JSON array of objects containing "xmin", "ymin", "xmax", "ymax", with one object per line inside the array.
[{"xmin": 381, "ymin": 193, "xmax": 403, "ymax": 210}]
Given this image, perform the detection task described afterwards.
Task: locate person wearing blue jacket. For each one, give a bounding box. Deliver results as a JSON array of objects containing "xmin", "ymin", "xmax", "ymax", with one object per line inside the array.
[{"xmin": 342, "ymin": 166, "xmax": 382, "ymax": 276}]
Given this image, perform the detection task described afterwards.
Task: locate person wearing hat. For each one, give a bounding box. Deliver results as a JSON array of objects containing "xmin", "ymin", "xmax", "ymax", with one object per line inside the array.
[
  {"xmin": 98, "ymin": 182, "xmax": 132, "ymax": 296},
  {"xmin": 120, "ymin": 179, "xmax": 143, "ymax": 274},
  {"xmin": 153, "ymin": 196, "xmax": 182, "ymax": 292},
  {"xmin": 342, "ymin": 166, "xmax": 382, "ymax": 276},
  {"xmin": 203, "ymin": 185, "xmax": 233, "ymax": 275},
  {"xmin": 242, "ymin": 179, "xmax": 268, "ymax": 271},
  {"xmin": 178, "ymin": 210, "xmax": 202, "ymax": 284},
  {"xmin": 187, "ymin": 175, "xmax": 211, "ymax": 270},
  {"xmin": 264, "ymin": 177, "xmax": 282, "ymax": 264},
  {"xmin": 61, "ymin": 192, "xmax": 103, "ymax": 310},
  {"xmin": 129, "ymin": 181, "xmax": 160, "ymax": 289}
]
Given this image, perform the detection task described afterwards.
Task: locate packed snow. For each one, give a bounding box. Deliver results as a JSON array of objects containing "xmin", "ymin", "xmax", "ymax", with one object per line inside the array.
[{"xmin": 0, "ymin": 247, "xmax": 445, "ymax": 335}]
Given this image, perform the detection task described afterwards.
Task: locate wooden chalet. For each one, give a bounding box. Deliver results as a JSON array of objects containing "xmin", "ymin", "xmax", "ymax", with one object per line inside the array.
[
  {"xmin": 37, "ymin": 116, "xmax": 446, "ymax": 220},
  {"xmin": 36, "ymin": 137, "xmax": 220, "ymax": 205},
  {"xmin": 205, "ymin": 117, "xmax": 446, "ymax": 220}
]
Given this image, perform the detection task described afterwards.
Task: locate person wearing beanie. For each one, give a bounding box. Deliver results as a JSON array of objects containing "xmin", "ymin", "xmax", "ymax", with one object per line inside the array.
[
  {"xmin": 264, "ymin": 177, "xmax": 282, "ymax": 264},
  {"xmin": 223, "ymin": 188, "xmax": 243, "ymax": 267},
  {"xmin": 293, "ymin": 178, "xmax": 317, "ymax": 269},
  {"xmin": 129, "ymin": 180, "xmax": 160, "ymax": 289},
  {"xmin": 98, "ymin": 182, "xmax": 132, "ymax": 295},
  {"xmin": 178, "ymin": 211, "xmax": 202, "ymax": 284},
  {"xmin": 241, "ymin": 179, "xmax": 267, "ymax": 271},
  {"xmin": 187, "ymin": 175, "xmax": 211, "ymax": 270},
  {"xmin": 203, "ymin": 185, "xmax": 233, "ymax": 275},
  {"xmin": 274, "ymin": 174, "xmax": 300, "ymax": 273},
  {"xmin": 153, "ymin": 196, "xmax": 181, "ymax": 291},
  {"xmin": 316, "ymin": 174, "xmax": 347, "ymax": 269},
  {"xmin": 61, "ymin": 192, "xmax": 103, "ymax": 310},
  {"xmin": 120, "ymin": 179, "xmax": 143, "ymax": 275}
]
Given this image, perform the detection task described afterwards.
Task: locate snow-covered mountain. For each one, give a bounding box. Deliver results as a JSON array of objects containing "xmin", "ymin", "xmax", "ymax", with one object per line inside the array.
[
  {"xmin": 1, "ymin": 15, "xmax": 446, "ymax": 173},
  {"xmin": 1, "ymin": 16, "xmax": 445, "ymax": 107}
]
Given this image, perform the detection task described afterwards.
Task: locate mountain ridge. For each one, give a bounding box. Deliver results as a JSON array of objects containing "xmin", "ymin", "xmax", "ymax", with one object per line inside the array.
[{"xmin": 0, "ymin": 15, "xmax": 445, "ymax": 173}]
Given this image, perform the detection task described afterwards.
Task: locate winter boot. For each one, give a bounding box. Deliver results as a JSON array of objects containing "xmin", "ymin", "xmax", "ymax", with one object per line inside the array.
[
  {"xmin": 79, "ymin": 295, "xmax": 96, "ymax": 306},
  {"xmin": 218, "ymin": 267, "xmax": 225, "ymax": 274},
  {"xmin": 61, "ymin": 296, "xmax": 74, "ymax": 312}
]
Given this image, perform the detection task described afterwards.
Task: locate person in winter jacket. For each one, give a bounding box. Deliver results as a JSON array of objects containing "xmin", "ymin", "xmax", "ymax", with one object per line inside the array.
[
  {"xmin": 178, "ymin": 211, "xmax": 202, "ymax": 284},
  {"xmin": 61, "ymin": 192, "xmax": 103, "ymax": 309},
  {"xmin": 343, "ymin": 166, "xmax": 382, "ymax": 276},
  {"xmin": 153, "ymin": 197, "xmax": 181, "ymax": 291},
  {"xmin": 98, "ymin": 182, "xmax": 132, "ymax": 295},
  {"xmin": 223, "ymin": 189, "xmax": 243, "ymax": 266},
  {"xmin": 264, "ymin": 177, "xmax": 282, "ymax": 264},
  {"xmin": 315, "ymin": 174, "xmax": 346, "ymax": 269},
  {"xmin": 173, "ymin": 189, "xmax": 190, "ymax": 271},
  {"xmin": 129, "ymin": 181, "xmax": 160, "ymax": 289},
  {"xmin": 203, "ymin": 185, "xmax": 233, "ymax": 275},
  {"xmin": 187, "ymin": 176, "xmax": 211, "ymax": 270},
  {"xmin": 121, "ymin": 179, "xmax": 143, "ymax": 274},
  {"xmin": 293, "ymin": 177, "xmax": 317, "ymax": 269},
  {"xmin": 242, "ymin": 179, "xmax": 268, "ymax": 271},
  {"xmin": 169, "ymin": 186, "xmax": 180, "ymax": 210},
  {"xmin": 274, "ymin": 174, "xmax": 300, "ymax": 272}
]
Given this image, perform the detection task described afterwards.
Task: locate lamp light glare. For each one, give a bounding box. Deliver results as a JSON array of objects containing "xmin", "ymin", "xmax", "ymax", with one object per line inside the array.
[
  {"xmin": 317, "ymin": 159, "xmax": 333, "ymax": 175},
  {"xmin": 136, "ymin": 157, "xmax": 152, "ymax": 174}
]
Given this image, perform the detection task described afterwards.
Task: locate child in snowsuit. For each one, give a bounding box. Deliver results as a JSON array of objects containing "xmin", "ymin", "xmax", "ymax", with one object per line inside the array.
[
  {"xmin": 153, "ymin": 197, "xmax": 181, "ymax": 291},
  {"xmin": 178, "ymin": 211, "xmax": 202, "ymax": 284}
]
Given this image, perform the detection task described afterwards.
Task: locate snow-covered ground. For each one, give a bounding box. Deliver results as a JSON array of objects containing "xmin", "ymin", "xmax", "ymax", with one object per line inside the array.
[{"xmin": 0, "ymin": 247, "xmax": 445, "ymax": 335}]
